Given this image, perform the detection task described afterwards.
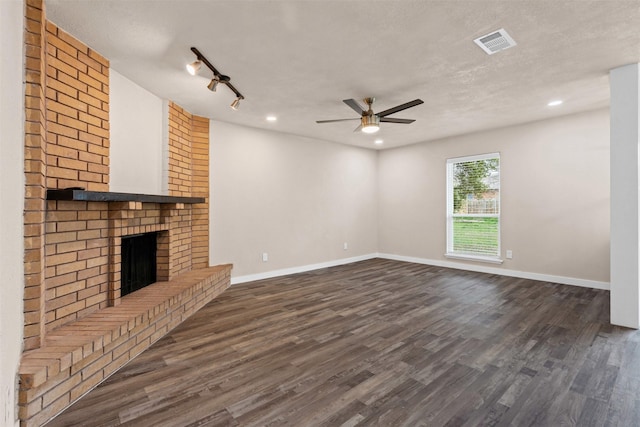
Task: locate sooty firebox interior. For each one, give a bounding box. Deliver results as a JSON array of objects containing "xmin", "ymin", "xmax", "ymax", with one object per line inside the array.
[{"xmin": 121, "ymin": 232, "xmax": 157, "ymax": 296}]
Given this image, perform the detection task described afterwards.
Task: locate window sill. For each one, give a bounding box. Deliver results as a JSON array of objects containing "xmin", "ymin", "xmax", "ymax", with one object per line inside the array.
[{"xmin": 444, "ymin": 253, "xmax": 504, "ymax": 265}]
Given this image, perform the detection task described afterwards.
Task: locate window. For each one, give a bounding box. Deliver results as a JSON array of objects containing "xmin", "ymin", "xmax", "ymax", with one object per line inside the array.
[{"xmin": 446, "ymin": 153, "xmax": 501, "ymax": 262}]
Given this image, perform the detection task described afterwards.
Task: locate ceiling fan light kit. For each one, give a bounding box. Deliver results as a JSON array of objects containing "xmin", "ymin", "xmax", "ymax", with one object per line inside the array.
[
  {"xmin": 361, "ymin": 115, "xmax": 380, "ymax": 133},
  {"xmin": 317, "ymin": 97, "xmax": 423, "ymax": 134},
  {"xmin": 187, "ymin": 47, "xmax": 244, "ymax": 110}
]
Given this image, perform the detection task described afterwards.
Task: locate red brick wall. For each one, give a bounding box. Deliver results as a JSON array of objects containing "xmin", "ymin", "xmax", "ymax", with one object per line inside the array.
[
  {"xmin": 44, "ymin": 201, "xmax": 110, "ymax": 331},
  {"xmin": 166, "ymin": 103, "xmax": 211, "ymax": 274},
  {"xmin": 166, "ymin": 205, "xmax": 194, "ymax": 278},
  {"xmin": 23, "ymin": 9, "xmax": 112, "ymax": 350},
  {"xmin": 45, "ymin": 22, "xmax": 109, "ymax": 191},
  {"xmin": 168, "ymin": 102, "xmax": 193, "ymax": 197},
  {"xmin": 191, "ymin": 117, "xmax": 210, "ymax": 269}
]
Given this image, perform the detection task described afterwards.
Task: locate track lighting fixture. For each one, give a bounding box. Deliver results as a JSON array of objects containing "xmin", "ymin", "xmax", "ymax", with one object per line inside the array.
[
  {"xmin": 187, "ymin": 47, "xmax": 245, "ymax": 109},
  {"xmin": 186, "ymin": 60, "xmax": 201, "ymax": 76},
  {"xmin": 230, "ymin": 97, "xmax": 242, "ymax": 111}
]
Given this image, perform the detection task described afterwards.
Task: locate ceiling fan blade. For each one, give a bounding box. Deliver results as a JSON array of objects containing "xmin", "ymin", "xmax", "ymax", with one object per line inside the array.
[
  {"xmin": 377, "ymin": 99, "xmax": 424, "ymax": 117},
  {"xmin": 343, "ymin": 99, "xmax": 365, "ymax": 115},
  {"xmin": 379, "ymin": 117, "xmax": 415, "ymax": 124},
  {"xmin": 316, "ymin": 118, "xmax": 361, "ymax": 123}
]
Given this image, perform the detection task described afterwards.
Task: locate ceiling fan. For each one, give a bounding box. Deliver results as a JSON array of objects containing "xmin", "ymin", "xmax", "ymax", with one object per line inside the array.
[{"xmin": 316, "ymin": 97, "xmax": 424, "ymax": 134}]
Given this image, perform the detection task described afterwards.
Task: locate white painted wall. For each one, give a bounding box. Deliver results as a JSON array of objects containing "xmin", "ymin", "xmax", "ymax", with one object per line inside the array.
[
  {"xmin": 109, "ymin": 69, "xmax": 166, "ymax": 194},
  {"xmin": 378, "ymin": 109, "xmax": 610, "ymax": 287},
  {"xmin": 0, "ymin": 0, "xmax": 25, "ymax": 425},
  {"xmin": 209, "ymin": 121, "xmax": 378, "ymax": 279},
  {"xmin": 610, "ymin": 63, "xmax": 640, "ymax": 329}
]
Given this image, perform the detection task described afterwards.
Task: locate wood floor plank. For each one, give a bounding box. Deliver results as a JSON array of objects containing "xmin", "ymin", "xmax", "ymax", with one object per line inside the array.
[{"xmin": 47, "ymin": 259, "xmax": 640, "ymax": 426}]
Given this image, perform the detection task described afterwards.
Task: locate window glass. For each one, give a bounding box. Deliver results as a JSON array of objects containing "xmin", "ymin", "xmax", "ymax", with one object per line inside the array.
[{"xmin": 446, "ymin": 153, "xmax": 500, "ymax": 259}]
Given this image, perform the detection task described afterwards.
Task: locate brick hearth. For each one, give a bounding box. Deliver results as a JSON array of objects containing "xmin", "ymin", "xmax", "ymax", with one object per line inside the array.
[{"xmin": 18, "ymin": 264, "xmax": 230, "ymax": 427}]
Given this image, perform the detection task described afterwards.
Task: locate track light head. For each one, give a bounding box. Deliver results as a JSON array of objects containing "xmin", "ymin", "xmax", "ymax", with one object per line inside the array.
[
  {"xmin": 207, "ymin": 77, "xmax": 220, "ymax": 92},
  {"xmin": 230, "ymin": 97, "xmax": 242, "ymax": 111},
  {"xmin": 186, "ymin": 60, "xmax": 202, "ymax": 75}
]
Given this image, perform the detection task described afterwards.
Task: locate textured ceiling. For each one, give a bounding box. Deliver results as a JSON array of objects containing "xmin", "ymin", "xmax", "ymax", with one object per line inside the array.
[{"xmin": 46, "ymin": 0, "xmax": 640, "ymax": 150}]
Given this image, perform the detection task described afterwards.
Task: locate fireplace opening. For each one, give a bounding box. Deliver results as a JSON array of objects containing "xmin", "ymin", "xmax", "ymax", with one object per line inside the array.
[{"xmin": 121, "ymin": 232, "xmax": 157, "ymax": 297}]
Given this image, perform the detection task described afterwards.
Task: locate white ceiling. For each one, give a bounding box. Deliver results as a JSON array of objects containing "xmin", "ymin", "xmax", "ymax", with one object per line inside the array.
[{"xmin": 46, "ymin": 0, "xmax": 640, "ymax": 150}]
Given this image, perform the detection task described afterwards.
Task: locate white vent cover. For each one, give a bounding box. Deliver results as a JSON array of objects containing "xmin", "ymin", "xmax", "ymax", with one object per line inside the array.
[{"xmin": 474, "ymin": 28, "xmax": 517, "ymax": 55}]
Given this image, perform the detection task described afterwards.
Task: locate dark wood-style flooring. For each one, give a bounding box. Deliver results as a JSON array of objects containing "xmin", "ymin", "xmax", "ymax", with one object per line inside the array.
[{"xmin": 48, "ymin": 259, "xmax": 640, "ymax": 426}]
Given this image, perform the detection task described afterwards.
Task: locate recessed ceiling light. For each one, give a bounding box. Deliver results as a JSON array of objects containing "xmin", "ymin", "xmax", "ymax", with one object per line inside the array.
[
  {"xmin": 266, "ymin": 116, "xmax": 277, "ymax": 122},
  {"xmin": 374, "ymin": 139, "xmax": 383, "ymax": 145},
  {"xmin": 548, "ymin": 100, "xmax": 563, "ymax": 107}
]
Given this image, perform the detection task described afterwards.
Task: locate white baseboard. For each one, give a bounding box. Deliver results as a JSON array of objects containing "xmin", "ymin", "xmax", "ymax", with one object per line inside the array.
[
  {"xmin": 230, "ymin": 252, "xmax": 610, "ymax": 291},
  {"xmin": 230, "ymin": 253, "xmax": 378, "ymax": 285},
  {"xmin": 377, "ymin": 253, "xmax": 610, "ymax": 291}
]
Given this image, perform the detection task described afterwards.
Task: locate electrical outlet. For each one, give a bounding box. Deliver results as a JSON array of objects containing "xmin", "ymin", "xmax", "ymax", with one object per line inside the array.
[
  {"xmin": 343, "ymin": 242, "xmax": 348, "ymax": 250},
  {"xmin": 262, "ymin": 252, "xmax": 268, "ymax": 262},
  {"xmin": 506, "ymin": 250, "xmax": 513, "ymax": 259}
]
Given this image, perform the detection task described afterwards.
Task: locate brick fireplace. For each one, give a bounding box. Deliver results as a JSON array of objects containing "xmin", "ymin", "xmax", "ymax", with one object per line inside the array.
[
  {"xmin": 18, "ymin": 2, "xmax": 232, "ymax": 426},
  {"xmin": 43, "ymin": 192, "xmax": 205, "ymax": 328}
]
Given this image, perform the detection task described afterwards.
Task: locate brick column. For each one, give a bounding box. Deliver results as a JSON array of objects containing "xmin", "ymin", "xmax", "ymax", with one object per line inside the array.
[
  {"xmin": 167, "ymin": 102, "xmax": 193, "ymax": 197},
  {"xmin": 191, "ymin": 116, "xmax": 209, "ymax": 268},
  {"xmin": 23, "ymin": 0, "xmax": 48, "ymax": 350},
  {"xmin": 160, "ymin": 203, "xmax": 192, "ymax": 279}
]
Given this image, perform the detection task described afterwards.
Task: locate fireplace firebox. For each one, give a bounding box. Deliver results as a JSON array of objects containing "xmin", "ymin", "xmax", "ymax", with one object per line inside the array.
[{"xmin": 121, "ymin": 232, "xmax": 157, "ymax": 297}]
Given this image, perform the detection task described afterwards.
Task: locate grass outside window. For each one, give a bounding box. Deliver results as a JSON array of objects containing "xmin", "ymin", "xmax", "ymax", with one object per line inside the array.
[{"xmin": 452, "ymin": 216, "xmax": 499, "ymax": 256}]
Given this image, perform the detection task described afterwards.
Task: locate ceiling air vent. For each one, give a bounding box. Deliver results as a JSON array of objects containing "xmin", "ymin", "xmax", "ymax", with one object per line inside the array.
[{"xmin": 473, "ymin": 28, "xmax": 517, "ymax": 55}]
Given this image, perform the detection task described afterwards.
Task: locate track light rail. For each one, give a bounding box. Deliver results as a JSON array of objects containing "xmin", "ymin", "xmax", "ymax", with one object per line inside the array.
[{"xmin": 190, "ymin": 47, "xmax": 244, "ymax": 102}]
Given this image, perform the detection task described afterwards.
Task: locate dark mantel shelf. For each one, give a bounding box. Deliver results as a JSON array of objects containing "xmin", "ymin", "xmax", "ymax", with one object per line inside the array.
[{"xmin": 46, "ymin": 189, "xmax": 205, "ymax": 204}]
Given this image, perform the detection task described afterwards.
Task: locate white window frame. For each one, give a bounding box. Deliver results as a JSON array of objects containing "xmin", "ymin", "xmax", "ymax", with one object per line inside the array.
[{"xmin": 445, "ymin": 152, "xmax": 502, "ymax": 264}]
